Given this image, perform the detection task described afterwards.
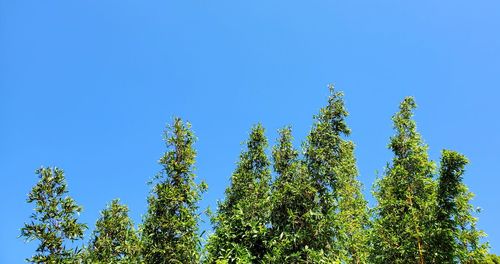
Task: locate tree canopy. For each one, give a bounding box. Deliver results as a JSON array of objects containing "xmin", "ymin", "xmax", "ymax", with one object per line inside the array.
[{"xmin": 21, "ymin": 88, "xmax": 493, "ymax": 264}]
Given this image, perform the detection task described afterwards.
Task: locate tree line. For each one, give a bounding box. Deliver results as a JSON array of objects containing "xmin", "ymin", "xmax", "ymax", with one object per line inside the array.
[{"xmin": 21, "ymin": 86, "xmax": 497, "ymax": 263}]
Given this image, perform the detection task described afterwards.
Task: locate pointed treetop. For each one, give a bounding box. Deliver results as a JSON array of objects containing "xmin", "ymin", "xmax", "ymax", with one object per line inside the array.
[
  {"xmin": 314, "ymin": 84, "xmax": 351, "ymax": 136},
  {"xmin": 21, "ymin": 167, "xmax": 86, "ymax": 263},
  {"xmin": 87, "ymin": 199, "xmax": 140, "ymax": 263},
  {"xmin": 247, "ymin": 123, "xmax": 268, "ymax": 155},
  {"xmin": 272, "ymin": 126, "xmax": 298, "ymax": 176},
  {"xmin": 141, "ymin": 117, "xmax": 206, "ymax": 263},
  {"xmin": 159, "ymin": 117, "xmax": 196, "ymax": 183},
  {"xmin": 389, "ymin": 96, "xmax": 427, "ymax": 159},
  {"xmin": 234, "ymin": 123, "xmax": 270, "ymax": 175}
]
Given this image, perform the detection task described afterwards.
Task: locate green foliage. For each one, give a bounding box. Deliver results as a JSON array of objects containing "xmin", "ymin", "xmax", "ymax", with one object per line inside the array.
[
  {"xmin": 485, "ymin": 254, "xmax": 500, "ymax": 264},
  {"xmin": 371, "ymin": 97, "xmax": 489, "ymax": 264},
  {"xmin": 141, "ymin": 117, "xmax": 207, "ymax": 264},
  {"xmin": 206, "ymin": 124, "xmax": 271, "ymax": 263},
  {"xmin": 265, "ymin": 126, "xmax": 323, "ymax": 262},
  {"xmin": 20, "ymin": 89, "xmax": 493, "ymax": 264},
  {"xmin": 433, "ymin": 150, "xmax": 488, "ymax": 263},
  {"xmin": 371, "ymin": 97, "xmax": 437, "ymax": 264},
  {"xmin": 21, "ymin": 167, "xmax": 87, "ymax": 263},
  {"xmin": 304, "ymin": 85, "xmax": 369, "ymax": 262},
  {"xmin": 86, "ymin": 199, "xmax": 141, "ymax": 263}
]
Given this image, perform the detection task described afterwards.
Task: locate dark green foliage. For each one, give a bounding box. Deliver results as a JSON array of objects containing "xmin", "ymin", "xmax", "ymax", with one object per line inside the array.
[
  {"xmin": 265, "ymin": 127, "xmax": 321, "ymax": 262},
  {"xmin": 304, "ymin": 85, "xmax": 369, "ymax": 262},
  {"xmin": 21, "ymin": 167, "xmax": 87, "ymax": 263},
  {"xmin": 141, "ymin": 118, "xmax": 207, "ymax": 264},
  {"xmin": 206, "ymin": 124, "xmax": 272, "ymax": 263},
  {"xmin": 434, "ymin": 150, "xmax": 468, "ymax": 263},
  {"xmin": 86, "ymin": 199, "xmax": 140, "ymax": 263},
  {"xmin": 432, "ymin": 150, "xmax": 488, "ymax": 263},
  {"xmin": 371, "ymin": 97, "xmax": 436, "ymax": 264}
]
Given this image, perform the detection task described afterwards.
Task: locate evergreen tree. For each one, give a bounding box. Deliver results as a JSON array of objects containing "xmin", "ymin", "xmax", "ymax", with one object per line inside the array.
[
  {"xmin": 86, "ymin": 199, "xmax": 141, "ymax": 263},
  {"xmin": 265, "ymin": 126, "xmax": 322, "ymax": 262},
  {"xmin": 371, "ymin": 97, "xmax": 436, "ymax": 264},
  {"xmin": 141, "ymin": 118, "xmax": 207, "ymax": 264},
  {"xmin": 206, "ymin": 124, "xmax": 271, "ymax": 263},
  {"xmin": 21, "ymin": 167, "xmax": 87, "ymax": 263},
  {"xmin": 433, "ymin": 150, "xmax": 488, "ymax": 263},
  {"xmin": 304, "ymin": 85, "xmax": 369, "ymax": 263}
]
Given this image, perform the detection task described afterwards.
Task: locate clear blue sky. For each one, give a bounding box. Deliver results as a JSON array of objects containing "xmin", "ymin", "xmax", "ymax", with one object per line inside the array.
[{"xmin": 1, "ymin": 1, "xmax": 499, "ymax": 262}]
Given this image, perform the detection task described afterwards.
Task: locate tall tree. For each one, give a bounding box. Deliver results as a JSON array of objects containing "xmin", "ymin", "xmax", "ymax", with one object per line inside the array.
[
  {"xmin": 432, "ymin": 150, "xmax": 488, "ymax": 263},
  {"xmin": 206, "ymin": 124, "xmax": 271, "ymax": 263},
  {"xmin": 141, "ymin": 118, "xmax": 207, "ymax": 264},
  {"xmin": 371, "ymin": 97, "xmax": 436, "ymax": 264},
  {"xmin": 86, "ymin": 199, "xmax": 140, "ymax": 263},
  {"xmin": 304, "ymin": 85, "xmax": 369, "ymax": 263},
  {"xmin": 265, "ymin": 127, "xmax": 324, "ymax": 262},
  {"xmin": 21, "ymin": 167, "xmax": 87, "ymax": 263}
]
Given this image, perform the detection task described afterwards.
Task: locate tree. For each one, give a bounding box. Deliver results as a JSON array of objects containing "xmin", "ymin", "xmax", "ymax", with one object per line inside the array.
[
  {"xmin": 265, "ymin": 126, "xmax": 322, "ymax": 262},
  {"xmin": 21, "ymin": 167, "xmax": 87, "ymax": 263},
  {"xmin": 86, "ymin": 199, "xmax": 140, "ymax": 263},
  {"xmin": 206, "ymin": 124, "xmax": 271, "ymax": 263},
  {"xmin": 304, "ymin": 85, "xmax": 369, "ymax": 263},
  {"xmin": 141, "ymin": 118, "xmax": 207, "ymax": 264},
  {"xmin": 432, "ymin": 150, "xmax": 488, "ymax": 263},
  {"xmin": 371, "ymin": 97, "xmax": 436, "ymax": 264}
]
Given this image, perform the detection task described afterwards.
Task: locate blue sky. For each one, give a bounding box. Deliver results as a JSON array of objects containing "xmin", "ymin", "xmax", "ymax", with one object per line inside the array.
[{"xmin": 1, "ymin": 0, "xmax": 499, "ymax": 262}]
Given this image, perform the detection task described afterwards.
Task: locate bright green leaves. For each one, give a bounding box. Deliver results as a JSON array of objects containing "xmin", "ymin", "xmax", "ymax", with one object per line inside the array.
[
  {"xmin": 141, "ymin": 117, "xmax": 207, "ymax": 264},
  {"xmin": 389, "ymin": 97, "xmax": 421, "ymax": 159},
  {"xmin": 372, "ymin": 97, "xmax": 437, "ymax": 264},
  {"xmin": 486, "ymin": 254, "xmax": 500, "ymax": 264},
  {"xmin": 20, "ymin": 90, "xmax": 491, "ymax": 264},
  {"xmin": 86, "ymin": 199, "xmax": 140, "ymax": 263},
  {"xmin": 207, "ymin": 86, "xmax": 370, "ymax": 263},
  {"xmin": 21, "ymin": 167, "xmax": 87, "ymax": 263},
  {"xmin": 266, "ymin": 127, "xmax": 320, "ymax": 262},
  {"xmin": 371, "ymin": 98, "xmax": 488, "ymax": 264},
  {"xmin": 206, "ymin": 124, "xmax": 272, "ymax": 263},
  {"xmin": 304, "ymin": 85, "xmax": 369, "ymax": 263}
]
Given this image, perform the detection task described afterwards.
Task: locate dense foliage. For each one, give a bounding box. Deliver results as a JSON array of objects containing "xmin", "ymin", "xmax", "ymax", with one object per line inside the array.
[
  {"xmin": 205, "ymin": 124, "xmax": 272, "ymax": 263},
  {"xmin": 86, "ymin": 199, "xmax": 140, "ymax": 263},
  {"xmin": 371, "ymin": 97, "xmax": 437, "ymax": 264},
  {"xmin": 303, "ymin": 86, "xmax": 369, "ymax": 263},
  {"xmin": 370, "ymin": 97, "xmax": 489, "ymax": 264},
  {"xmin": 486, "ymin": 254, "xmax": 500, "ymax": 264},
  {"xmin": 265, "ymin": 126, "xmax": 320, "ymax": 262},
  {"xmin": 433, "ymin": 150, "xmax": 488, "ymax": 263},
  {"xmin": 141, "ymin": 118, "xmax": 207, "ymax": 264},
  {"xmin": 21, "ymin": 89, "xmax": 493, "ymax": 263}
]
